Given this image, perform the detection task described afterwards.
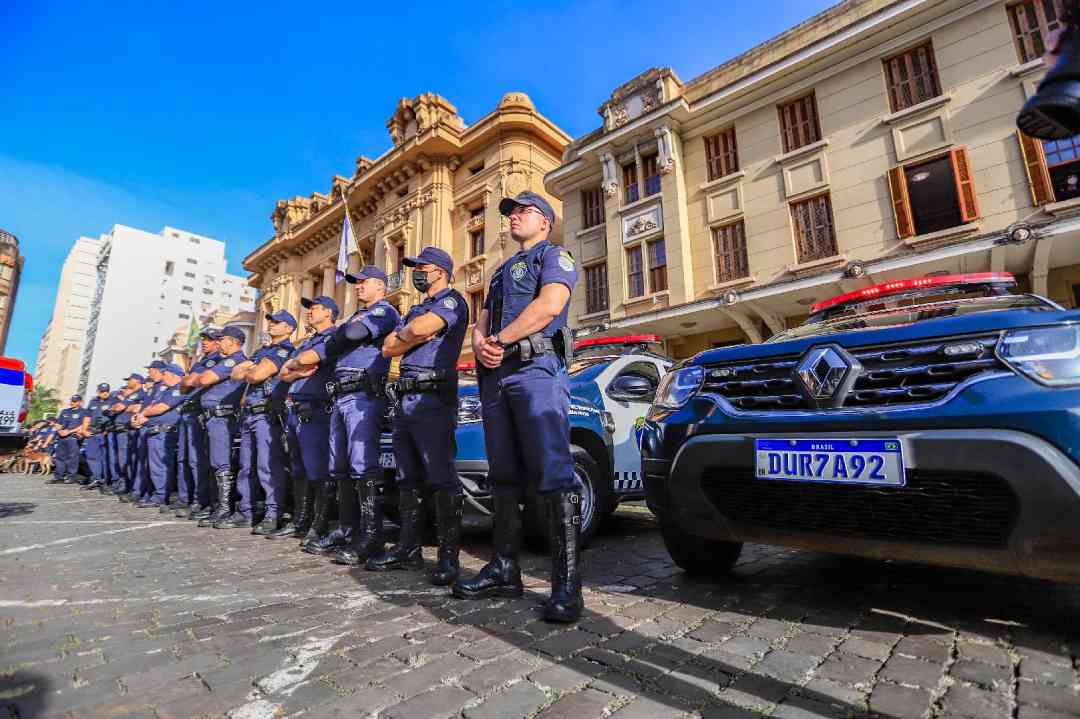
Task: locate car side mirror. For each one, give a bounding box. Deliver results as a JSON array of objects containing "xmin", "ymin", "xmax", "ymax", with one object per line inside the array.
[{"xmin": 608, "ymin": 374, "xmax": 655, "ymax": 402}]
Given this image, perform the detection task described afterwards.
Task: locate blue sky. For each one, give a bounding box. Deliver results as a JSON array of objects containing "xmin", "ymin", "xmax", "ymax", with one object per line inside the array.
[{"xmin": 1, "ymin": 0, "xmax": 834, "ymax": 375}]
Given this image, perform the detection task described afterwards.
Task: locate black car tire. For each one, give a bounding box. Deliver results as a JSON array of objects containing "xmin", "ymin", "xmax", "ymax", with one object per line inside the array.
[
  {"xmin": 660, "ymin": 521, "xmax": 742, "ymax": 577},
  {"xmin": 525, "ymin": 444, "xmax": 612, "ymax": 551}
]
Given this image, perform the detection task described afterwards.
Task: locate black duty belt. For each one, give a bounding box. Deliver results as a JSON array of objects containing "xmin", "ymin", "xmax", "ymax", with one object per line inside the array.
[
  {"xmin": 327, "ymin": 371, "xmax": 385, "ymax": 401},
  {"xmin": 148, "ymin": 424, "xmax": 177, "ymax": 435},
  {"xmin": 202, "ymin": 405, "xmax": 237, "ymax": 420},
  {"xmin": 286, "ymin": 399, "xmax": 329, "ymax": 423},
  {"xmin": 180, "ymin": 402, "xmax": 202, "ymax": 415},
  {"xmin": 243, "ymin": 401, "xmax": 276, "ymax": 417},
  {"xmin": 389, "ymin": 369, "xmax": 452, "ymax": 397}
]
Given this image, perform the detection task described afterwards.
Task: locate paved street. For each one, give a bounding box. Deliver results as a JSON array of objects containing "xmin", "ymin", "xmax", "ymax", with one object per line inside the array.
[{"xmin": 1, "ymin": 474, "xmax": 1078, "ymax": 719}]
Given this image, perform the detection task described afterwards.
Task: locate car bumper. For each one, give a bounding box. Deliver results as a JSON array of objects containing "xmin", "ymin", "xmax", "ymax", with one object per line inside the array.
[
  {"xmin": 0, "ymin": 431, "xmax": 28, "ymax": 452},
  {"xmin": 649, "ymin": 429, "xmax": 1080, "ymax": 583}
]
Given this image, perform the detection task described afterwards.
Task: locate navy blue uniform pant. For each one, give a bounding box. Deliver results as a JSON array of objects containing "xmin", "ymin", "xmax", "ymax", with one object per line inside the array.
[
  {"xmin": 206, "ymin": 415, "xmax": 237, "ymax": 476},
  {"xmin": 114, "ymin": 431, "xmax": 129, "ymax": 487},
  {"xmin": 54, "ymin": 436, "xmax": 80, "ymax": 478},
  {"xmin": 85, "ymin": 434, "xmax": 106, "ymax": 482},
  {"xmin": 293, "ymin": 403, "xmax": 330, "ymax": 483},
  {"xmin": 329, "ymin": 392, "xmax": 384, "ymax": 485},
  {"xmin": 285, "ymin": 409, "xmax": 306, "ymax": 486},
  {"xmin": 236, "ymin": 412, "xmax": 286, "ymax": 519},
  {"xmin": 131, "ymin": 430, "xmax": 151, "ymax": 499},
  {"xmin": 392, "ymin": 390, "xmax": 459, "ymax": 492},
  {"xmin": 182, "ymin": 415, "xmax": 212, "ymax": 506},
  {"xmin": 479, "ymin": 354, "xmax": 574, "ymax": 497},
  {"xmin": 147, "ymin": 429, "xmax": 178, "ymax": 505},
  {"xmin": 102, "ymin": 432, "xmax": 114, "ymax": 484}
]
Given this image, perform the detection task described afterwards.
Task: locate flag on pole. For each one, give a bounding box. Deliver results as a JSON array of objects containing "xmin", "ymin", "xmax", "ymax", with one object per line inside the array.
[
  {"xmin": 185, "ymin": 314, "xmax": 201, "ymax": 352},
  {"xmin": 336, "ymin": 205, "xmax": 358, "ymax": 284}
]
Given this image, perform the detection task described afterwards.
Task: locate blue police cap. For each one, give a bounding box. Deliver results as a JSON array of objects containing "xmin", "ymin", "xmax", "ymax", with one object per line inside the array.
[
  {"xmin": 162, "ymin": 363, "xmax": 185, "ymax": 376},
  {"xmin": 498, "ymin": 191, "xmax": 556, "ymax": 226},
  {"xmin": 403, "ymin": 247, "xmax": 453, "ymax": 276},
  {"xmin": 148, "ymin": 360, "xmax": 167, "ymax": 371},
  {"xmin": 301, "ymin": 295, "xmax": 340, "ymax": 320},
  {"xmin": 125, "ymin": 372, "xmax": 144, "ymax": 382},
  {"xmin": 70, "ymin": 394, "xmax": 82, "ymax": 402},
  {"xmin": 199, "ymin": 327, "xmax": 221, "ymax": 340},
  {"xmin": 345, "ymin": 266, "xmax": 388, "ymax": 284},
  {"xmin": 96, "ymin": 383, "xmax": 110, "ymax": 392},
  {"xmin": 265, "ymin": 310, "xmax": 298, "ymax": 329},
  {"xmin": 219, "ymin": 326, "xmax": 246, "ymax": 342}
]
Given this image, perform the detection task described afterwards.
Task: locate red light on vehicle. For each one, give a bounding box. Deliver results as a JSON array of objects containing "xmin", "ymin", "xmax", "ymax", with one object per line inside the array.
[
  {"xmin": 23, "ymin": 372, "xmax": 33, "ymax": 393},
  {"xmin": 0, "ymin": 357, "xmax": 25, "ymax": 372},
  {"xmin": 574, "ymin": 334, "xmax": 663, "ymax": 350},
  {"xmin": 811, "ymin": 273, "xmax": 1016, "ymax": 314},
  {"xmin": 456, "ymin": 361, "xmax": 477, "ymax": 371}
]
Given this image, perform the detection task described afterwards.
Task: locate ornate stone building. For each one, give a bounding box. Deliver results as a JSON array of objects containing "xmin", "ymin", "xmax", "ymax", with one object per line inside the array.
[
  {"xmin": 243, "ymin": 92, "xmax": 570, "ymax": 360},
  {"xmin": 0, "ymin": 229, "xmax": 24, "ymax": 355}
]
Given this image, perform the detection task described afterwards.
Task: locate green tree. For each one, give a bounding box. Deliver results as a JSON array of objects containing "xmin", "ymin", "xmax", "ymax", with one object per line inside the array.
[{"xmin": 27, "ymin": 385, "xmax": 59, "ymax": 424}]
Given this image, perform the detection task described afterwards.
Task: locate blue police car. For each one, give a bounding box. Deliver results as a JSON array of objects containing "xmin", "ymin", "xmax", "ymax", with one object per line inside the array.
[{"xmin": 380, "ymin": 335, "xmax": 671, "ymax": 547}]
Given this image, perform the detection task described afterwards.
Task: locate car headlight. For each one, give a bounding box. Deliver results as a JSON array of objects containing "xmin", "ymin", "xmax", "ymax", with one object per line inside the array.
[
  {"xmin": 651, "ymin": 366, "xmax": 704, "ymax": 410},
  {"xmin": 457, "ymin": 396, "xmax": 482, "ymax": 423},
  {"xmin": 999, "ymin": 326, "xmax": 1080, "ymax": 386}
]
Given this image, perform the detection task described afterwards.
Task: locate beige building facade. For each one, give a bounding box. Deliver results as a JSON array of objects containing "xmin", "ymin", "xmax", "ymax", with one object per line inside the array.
[
  {"xmin": 244, "ymin": 92, "xmax": 570, "ymax": 360},
  {"xmin": 0, "ymin": 229, "xmax": 24, "ymax": 356},
  {"xmin": 546, "ymin": 0, "xmax": 1080, "ymax": 358},
  {"xmin": 35, "ymin": 236, "xmax": 100, "ymax": 398}
]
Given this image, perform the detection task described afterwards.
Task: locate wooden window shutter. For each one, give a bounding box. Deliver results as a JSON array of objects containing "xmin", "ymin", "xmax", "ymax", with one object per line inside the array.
[
  {"xmin": 886, "ymin": 167, "xmax": 915, "ymax": 239},
  {"xmin": 1017, "ymin": 131, "xmax": 1054, "ymax": 206},
  {"xmin": 949, "ymin": 147, "xmax": 980, "ymax": 223}
]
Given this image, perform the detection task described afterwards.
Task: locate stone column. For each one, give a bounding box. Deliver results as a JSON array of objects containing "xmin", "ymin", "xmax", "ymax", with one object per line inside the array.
[
  {"xmin": 301, "ymin": 275, "xmax": 315, "ymax": 301},
  {"xmin": 321, "ymin": 264, "xmax": 335, "ymax": 298}
]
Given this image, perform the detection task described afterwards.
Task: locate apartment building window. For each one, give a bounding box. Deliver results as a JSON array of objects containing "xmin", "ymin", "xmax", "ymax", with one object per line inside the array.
[
  {"xmin": 179, "ymin": 313, "xmax": 190, "ymax": 320},
  {"xmin": 470, "ymin": 229, "xmax": 485, "ymax": 258},
  {"xmin": 887, "ymin": 148, "xmax": 980, "ymax": 238},
  {"xmin": 642, "ymin": 154, "xmax": 661, "ymax": 198},
  {"xmin": 189, "ymin": 237, "xmax": 201, "ymax": 244},
  {"xmin": 622, "ymin": 162, "xmax": 639, "ymax": 204},
  {"xmin": 202, "ymin": 288, "xmax": 214, "ymax": 296},
  {"xmin": 581, "ymin": 187, "xmax": 604, "ymax": 229},
  {"xmin": 790, "ymin": 194, "xmax": 838, "ymax": 263},
  {"xmin": 647, "ymin": 239, "xmax": 667, "ymax": 292},
  {"xmin": 883, "ymin": 42, "xmax": 942, "ymax": 112},
  {"xmin": 778, "ymin": 93, "xmax": 822, "ymax": 153},
  {"xmin": 712, "ymin": 221, "xmax": 750, "ymax": 283},
  {"xmin": 182, "ymin": 285, "xmax": 194, "ymax": 292},
  {"xmin": 164, "ymin": 261, "xmax": 175, "ymax": 276},
  {"xmin": 184, "ymin": 272, "xmax": 196, "ymax": 279},
  {"xmin": 186, "ymin": 258, "xmax": 198, "ymax": 265},
  {"xmin": 180, "ymin": 299, "xmax": 192, "ymax": 306},
  {"xmin": 704, "ymin": 128, "xmax": 739, "ymax": 181},
  {"xmin": 1008, "ymin": 0, "xmax": 1067, "ymax": 63},
  {"xmin": 584, "ymin": 263, "xmax": 609, "ymax": 315},
  {"xmin": 626, "ymin": 246, "xmax": 645, "ymax": 298},
  {"xmin": 468, "ymin": 290, "xmax": 484, "ymax": 324}
]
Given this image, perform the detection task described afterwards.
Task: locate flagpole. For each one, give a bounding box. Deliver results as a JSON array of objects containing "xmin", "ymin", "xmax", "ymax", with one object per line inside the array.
[{"xmin": 339, "ymin": 183, "xmax": 359, "ymax": 257}]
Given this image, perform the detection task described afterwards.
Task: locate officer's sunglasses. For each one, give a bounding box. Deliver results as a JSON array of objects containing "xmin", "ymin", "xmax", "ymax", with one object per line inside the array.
[{"xmin": 508, "ymin": 205, "xmax": 545, "ymax": 219}]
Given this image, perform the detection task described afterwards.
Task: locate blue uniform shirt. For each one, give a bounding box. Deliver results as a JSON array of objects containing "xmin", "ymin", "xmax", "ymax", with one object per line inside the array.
[
  {"xmin": 399, "ymin": 288, "xmax": 469, "ymax": 375},
  {"xmin": 87, "ymin": 395, "xmax": 110, "ymax": 423},
  {"xmin": 116, "ymin": 389, "xmax": 145, "ymax": 429},
  {"xmin": 243, "ymin": 340, "xmax": 295, "ymax": 408},
  {"xmin": 182, "ymin": 352, "xmax": 218, "ymax": 410},
  {"xmin": 57, "ymin": 407, "xmax": 91, "ymax": 431},
  {"xmin": 200, "ymin": 351, "xmax": 249, "ymax": 409},
  {"xmin": 146, "ymin": 383, "xmax": 187, "ymax": 426},
  {"xmin": 322, "ymin": 299, "xmax": 400, "ymax": 378},
  {"xmin": 288, "ymin": 328, "xmax": 336, "ymax": 402},
  {"xmin": 484, "ymin": 240, "xmax": 578, "ymax": 338}
]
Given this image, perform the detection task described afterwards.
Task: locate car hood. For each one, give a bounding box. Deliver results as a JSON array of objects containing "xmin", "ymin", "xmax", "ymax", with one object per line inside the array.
[{"xmin": 689, "ymin": 306, "xmax": 1080, "ymax": 366}]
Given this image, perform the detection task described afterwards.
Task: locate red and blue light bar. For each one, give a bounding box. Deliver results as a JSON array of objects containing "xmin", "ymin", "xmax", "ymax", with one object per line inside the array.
[
  {"xmin": 0, "ymin": 357, "xmax": 26, "ymax": 387},
  {"xmin": 811, "ymin": 273, "xmax": 1016, "ymax": 314},
  {"xmin": 574, "ymin": 334, "xmax": 662, "ymax": 350}
]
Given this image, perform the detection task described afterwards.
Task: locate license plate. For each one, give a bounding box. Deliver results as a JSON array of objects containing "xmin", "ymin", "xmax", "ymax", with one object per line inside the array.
[
  {"xmin": 379, "ymin": 452, "xmax": 396, "ymax": 469},
  {"xmin": 754, "ymin": 438, "xmax": 905, "ymax": 487}
]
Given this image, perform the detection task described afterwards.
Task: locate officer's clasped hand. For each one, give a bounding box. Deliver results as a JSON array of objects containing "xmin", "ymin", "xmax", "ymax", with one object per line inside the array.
[{"xmin": 476, "ymin": 335, "xmax": 504, "ymax": 369}]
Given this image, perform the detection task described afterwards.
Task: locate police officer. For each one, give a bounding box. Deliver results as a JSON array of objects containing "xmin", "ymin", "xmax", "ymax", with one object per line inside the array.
[
  {"xmin": 298, "ymin": 267, "xmax": 398, "ymax": 564},
  {"xmin": 133, "ymin": 364, "xmax": 187, "ymax": 507},
  {"xmin": 180, "ymin": 329, "xmax": 222, "ymax": 520},
  {"xmin": 228, "ymin": 310, "xmax": 297, "ymax": 533},
  {"xmin": 49, "ymin": 395, "xmax": 91, "ymax": 484},
  {"xmin": 452, "ymin": 191, "xmax": 582, "ymax": 623},
  {"xmin": 366, "ymin": 248, "xmax": 468, "ymax": 583},
  {"xmin": 97, "ymin": 385, "xmax": 124, "ymax": 494},
  {"xmin": 112, "ymin": 373, "xmax": 145, "ymax": 499},
  {"xmin": 267, "ymin": 319, "xmax": 313, "ymax": 541},
  {"xmin": 279, "ymin": 296, "xmax": 339, "ymax": 552},
  {"xmin": 82, "ymin": 383, "xmax": 113, "ymax": 490},
  {"xmin": 194, "ymin": 326, "xmax": 248, "ymax": 528},
  {"xmin": 130, "ymin": 363, "xmax": 166, "ymax": 506}
]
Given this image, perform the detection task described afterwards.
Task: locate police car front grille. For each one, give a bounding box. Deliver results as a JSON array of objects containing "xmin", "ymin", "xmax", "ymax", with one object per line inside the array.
[
  {"xmin": 701, "ymin": 467, "xmax": 1018, "ymax": 547},
  {"xmin": 700, "ymin": 333, "xmax": 1005, "ymax": 411}
]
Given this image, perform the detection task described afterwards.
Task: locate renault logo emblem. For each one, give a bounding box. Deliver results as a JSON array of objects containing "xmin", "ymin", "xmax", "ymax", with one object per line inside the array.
[{"xmin": 796, "ymin": 345, "xmax": 860, "ymax": 407}]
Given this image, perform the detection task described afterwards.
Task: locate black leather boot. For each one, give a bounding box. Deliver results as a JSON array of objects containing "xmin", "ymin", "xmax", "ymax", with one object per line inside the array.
[
  {"xmin": 452, "ymin": 493, "xmax": 524, "ymax": 599},
  {"xmin": 251, "ymin": 515, "xmax": 282, "ymax": 536},
  {"xmin": 543, "ymin": 492, "xmax": 584, "ymax": 623},
  {"xmin": 366, "ymin": 486, "xmax": 424, "ymax": 571},
  {"xmin": 333, "ymin": 473, "xmax": 385, "ymax": 566},
  {"xmin": 300, "ymin": 480, "xmax": 336, "ymax": 552},
  {"xmin": 189, "ymin": 503, "xmax": 213, "ymax": 520},
  {"xmin": 269, "ymin": 477, "xmax": 312, "ymax": 539},
  {"xmin": 430, "ymin": 490, "xmax": 464, "ymax": 586},
  {"xmin": 200, "ymin": 471, "xmax": 234, "ymax": 527},
  {"xmin": 304, "ymin": 480, "xmax": 353, "ymax": 555}
]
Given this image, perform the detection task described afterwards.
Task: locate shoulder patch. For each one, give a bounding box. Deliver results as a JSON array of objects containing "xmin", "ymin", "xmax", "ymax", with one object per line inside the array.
[
  {"xmin": 441, "ymin": 297, "xmax": 457, "ymax": 310},
  {"xmin": 558, "ymin": 251, "xmax": 575, "ymax": 272},
  {"xmin": 172, "ymin": 390, "xmax": 181, "ymax": 397},
  {"xmin": 510, "ymin": 261, "xmax": 528, "ymax": 281},
  {"xmin": 224, "ymin": 359, "xmax": 236, "ymax": 368},
  {"xmin": 277, "ymin": 349, "xmax": 289, "ymax": 358},
  {"xmin": 206, "ymin": 360, "xmax": 216, "ymax": 368},
  {"xmin": 371, "ymin": 307, "xmax": 385, "ymax": 316}
]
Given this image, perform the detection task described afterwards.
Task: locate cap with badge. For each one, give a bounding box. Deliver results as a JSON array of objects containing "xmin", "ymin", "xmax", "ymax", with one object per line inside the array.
[
  {"xmin": 199, "ymin": 328, "xmax": 222, "ymax": 340},
  {"xmin": 300, "ymin": 295, "xmax": 340, "ymax": 320},
  {"xmin": 219, "ymin": 326, "xmax": 246, "ymax": 342},
  {"xmin": 345, "ymin": 266, "xmax": 388, "ymax": 284},
  {"xmin": 265, "ymin": 309, "xmax": 298, "ymax": 329},
  {"xmin": 162, "ymin": 363, "xmax": 185, "ymax": 376},
  {"xmin": 147, "ymin": 360, "xmax": 167, "ymax": 371},
  {"xmin": 125, "ymin": 372, "xmax": 145, "ymax": 382},
  {"xmin": 96, "ymin": 382, "xmax": 111, "ymax": 392},
  {"xmin": 70, "ymin": 394, "xmax": 82, "ymax": 402},
  {"xmin": 403, "ymin": 247, "xmax": 454, "ymax": 276},
  {"xmin": 498, "ymin": 191, "xmax": 556, "ymax": 226}
]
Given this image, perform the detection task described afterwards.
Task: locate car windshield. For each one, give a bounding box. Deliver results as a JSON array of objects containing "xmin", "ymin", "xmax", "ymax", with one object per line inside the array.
[{"xmin": 769, "ymin": 294, "xmax": 1052, "ymax": 342}]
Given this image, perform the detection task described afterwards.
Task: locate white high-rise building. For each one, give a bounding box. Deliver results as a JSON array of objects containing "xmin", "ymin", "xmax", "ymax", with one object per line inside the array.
[
  {"xmin": 35, "ymin": 236, "xmax": 100, "ymax": 399},
  {"xmin": 78, "ymin": 225, "xmax": 255, "ymax": 394}
]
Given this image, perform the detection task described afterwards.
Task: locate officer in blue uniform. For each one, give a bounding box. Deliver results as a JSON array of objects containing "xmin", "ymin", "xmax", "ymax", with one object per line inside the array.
[
  {"xmin": 112, "ymin": 374, "xmax": 144, "ymax": 499},
  {"xmin": 135, "ymin": 364, "xmax": 187, "ymax": 507},
  {"xmin": 227, "ymin": 310, "xmax": 297, "ymax": 533},
  {"xmin": 83, "ymin": 383, "xmax": 113, "ymax": 490},
  {"xmin": 452, "ymin": 191, "xmax": 582, "ymax": 623},
  {"xmin": 180, "ymin": 329, "xmax": 222, "ymax": 520},
  {"xmin": 367, "ymin": 248, "xmax": 469, "ymax": 582},
  {"xmin": 130, "ymin": 363, "xmax": 165, "ymax": 506},
  {"xmin": 49, "ymin": 395, "xmax": 91, "ymax": 484},
  {"xmin": 267, "ymin": 321, "xmax": 313, "ymax": 541},
  {"xmin": 279, "ymin": 296, "xmax": 339, "ymax": 552},
  {"xmin": 97, "ymin": 386, "xmax": 124, "ymax": 493},
  {"xmin": 294, "ymin": 267, "xmax": 398, "ymax": 563},
  {"xmin": 195, "ymin": 326, "xmax": 248, "ymax": 528}
]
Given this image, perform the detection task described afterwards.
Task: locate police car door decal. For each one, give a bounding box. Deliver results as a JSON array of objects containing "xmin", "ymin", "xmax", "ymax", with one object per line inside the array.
[{"xmin": 598, "ymin": 357, "xmax": 668, "ymax": 494}]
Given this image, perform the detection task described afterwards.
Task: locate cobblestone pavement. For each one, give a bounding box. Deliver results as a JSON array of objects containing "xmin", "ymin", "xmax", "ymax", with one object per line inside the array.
[{"xmin": 2, "ymin": 474, "xmax": 1079, "ymax": 719}]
